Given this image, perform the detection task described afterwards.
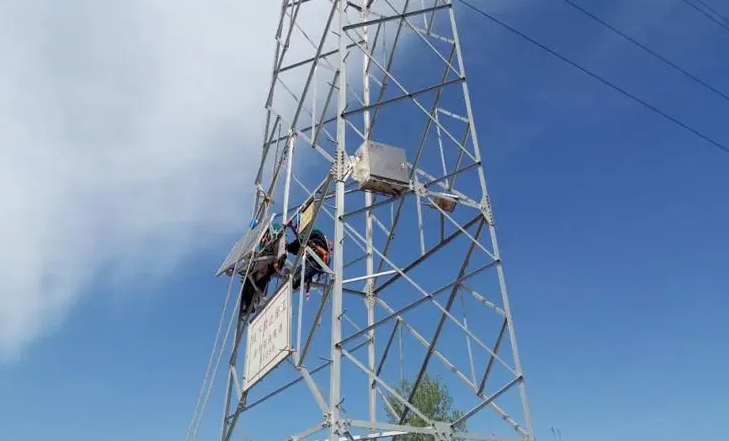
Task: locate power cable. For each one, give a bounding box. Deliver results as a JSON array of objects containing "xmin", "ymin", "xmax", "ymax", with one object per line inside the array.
[
  {"xmin": 190, "ymin": 284, "xmax": 242, "ymax": 441},
  {"xmin": 695, "ymin": 0, "xmax": 729, "ymax": 25},
  {"xmin": 456, "ymin": 0, "xmax": 729, "ymax": 156},
  {"xmin": 558, "ymin": 0, "xmax": 729, "ymax": 103},
  {"xmin": 185, "ymin": 280, "xmax": 236, "ymax": 441},
  {"xmin": 185, "ymin": 249, "xmax": 256, "ymax": 441},
  {"xmin": 677, "ymin": 0, "xmax": 729, "ymax": 33}
]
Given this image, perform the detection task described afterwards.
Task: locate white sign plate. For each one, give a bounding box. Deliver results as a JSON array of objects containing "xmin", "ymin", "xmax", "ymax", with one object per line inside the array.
[
  {"xmin": 299, "ymin": 198, "xmax": 314, "ymax": 232},
  {"xmin": 243, "ymin": 282, "xmax": 292, "ymax": 391}
]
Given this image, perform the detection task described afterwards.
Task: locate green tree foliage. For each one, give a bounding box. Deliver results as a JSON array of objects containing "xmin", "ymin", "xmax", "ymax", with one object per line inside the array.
[{"xmin": 386, "ymin": 374, "xmax": 466, "ymax": 441}]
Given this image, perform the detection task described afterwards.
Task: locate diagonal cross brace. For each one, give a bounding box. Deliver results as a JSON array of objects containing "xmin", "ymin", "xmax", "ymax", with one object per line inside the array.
[{"xmin": 398, "ymin": 219, "xmax": 485, "ymax": 424}]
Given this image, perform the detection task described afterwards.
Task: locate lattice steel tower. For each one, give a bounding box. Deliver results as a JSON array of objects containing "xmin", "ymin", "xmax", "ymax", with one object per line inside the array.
[{"xmin": 189, "ymin": 1, "xmax": 537, "ymax": 441}]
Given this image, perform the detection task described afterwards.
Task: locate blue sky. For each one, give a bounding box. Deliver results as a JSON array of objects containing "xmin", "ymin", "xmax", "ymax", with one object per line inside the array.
[{"xmin": 2, "ymin": 1, "xmax": 729, "ymax": 441}]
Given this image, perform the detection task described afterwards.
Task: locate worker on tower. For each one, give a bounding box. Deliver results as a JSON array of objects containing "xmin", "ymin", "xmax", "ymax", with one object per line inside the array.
[
  {"xmin": 285, "ymin": 225, "xmax": 331, "ymax": 293},
  {"xmin": 239, "ymin": 221, "xmax": 286, "ymax": 318}
]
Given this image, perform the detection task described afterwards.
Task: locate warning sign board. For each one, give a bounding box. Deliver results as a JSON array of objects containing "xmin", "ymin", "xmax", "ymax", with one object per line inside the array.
[
  {"xmin": 243, "ymin": 282, "xmax": 292, "ymax": 391},
  {"xmin": 299, "ymin": 198, "xmax": 314, "ymax": 232}
]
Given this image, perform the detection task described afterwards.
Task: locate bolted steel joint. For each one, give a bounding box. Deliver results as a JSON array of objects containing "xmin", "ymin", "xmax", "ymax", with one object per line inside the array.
[
  {"xmin": 333, "ymin": 149, "xmax": 347, "ymax": 181},
  {"xmin": 480, "ymin": 195, "xmax": 494, "ymax": 225},
  {"xmin": 363, "ymin": 292, "xmax": 376, "ymax": 308},
  {"xmin": 433, "ymin": 422, "xmax": 454, "ymax": 441},
  {"xmin": 411, "ymin": 181, "xmax": 427, "ymax": 196},
  {"xmin": 333, "ymin": 418, "xmax": 351, "ymax": 435}
]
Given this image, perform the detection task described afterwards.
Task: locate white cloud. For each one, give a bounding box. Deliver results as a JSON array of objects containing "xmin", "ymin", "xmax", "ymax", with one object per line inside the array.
[
  {"xmin": 0, "ymin": 0, "xmax": 341, "ymax": 362},
  {"xmin": 0, "ymin": 0, "xmax": 458, "ymax": 362}
]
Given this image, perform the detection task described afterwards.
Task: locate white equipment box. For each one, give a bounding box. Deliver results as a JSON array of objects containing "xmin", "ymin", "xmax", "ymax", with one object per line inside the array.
[{"xmin": 353, "ymin": 140, "xmax": 410, "ymax": 196}]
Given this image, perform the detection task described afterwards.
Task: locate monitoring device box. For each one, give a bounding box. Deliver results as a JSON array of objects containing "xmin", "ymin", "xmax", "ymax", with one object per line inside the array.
[{"xmin": 353, "ymin": 140, "xmax": 410, "ymax": 196}]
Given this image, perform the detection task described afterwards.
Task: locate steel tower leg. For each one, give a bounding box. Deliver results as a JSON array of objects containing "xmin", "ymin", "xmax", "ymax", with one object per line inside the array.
[
  {"xmin": 329, "ymin": 2, "xmax": 348, "ymax": 441},
  {"xmin": 361, "ymin": 0, "xmax": 377, "ymax": 437}
]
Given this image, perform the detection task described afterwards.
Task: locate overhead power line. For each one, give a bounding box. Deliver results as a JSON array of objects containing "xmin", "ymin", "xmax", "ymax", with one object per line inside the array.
[
  {"xmin": 558, "ymin": 0, "xmax": 729, "ymax": 103},
  {"xmin": 678, "ymin": 0, "xmax": 729, "ymax": 33},
  {"xmin": 695, "ymin": 0, "xmax": 729, "ymax": 25},
  {"xmin": 456, "ymin": 0, "xmax": 729, "ymax": 157}
]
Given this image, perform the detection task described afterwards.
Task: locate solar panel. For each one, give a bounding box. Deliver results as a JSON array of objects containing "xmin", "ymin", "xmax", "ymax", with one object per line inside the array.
[{"xmin": 216, "ymin": 214, "xmax": 272, "ymax": 277}]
